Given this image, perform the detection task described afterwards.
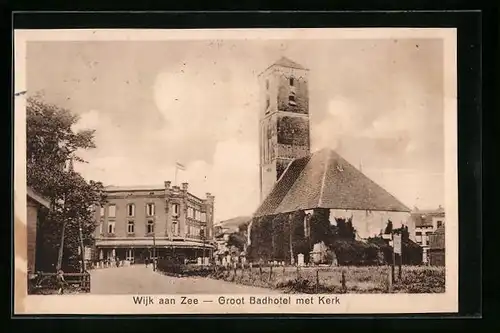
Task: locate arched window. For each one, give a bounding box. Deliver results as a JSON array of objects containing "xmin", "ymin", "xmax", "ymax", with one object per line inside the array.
[{"xmin": 127, "ymin": 203, "xmax": 135, "ymax": 217}]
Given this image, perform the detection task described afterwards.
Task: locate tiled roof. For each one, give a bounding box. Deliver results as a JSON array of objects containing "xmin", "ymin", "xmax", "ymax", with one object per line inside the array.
[
  {"xmin": 27, "ymin": 187, "xmax": 50, "ymax": 208},
  {"xmin": 272, "ymin": 57, "xmax": 307, "ymax": 70},
  {"xmin": 219, "ymin": 216, "xmax": 252, "ymax": 228},
  {"xmin": 254, "ymin": 148, "xmax": 410, "ymax": 217}
]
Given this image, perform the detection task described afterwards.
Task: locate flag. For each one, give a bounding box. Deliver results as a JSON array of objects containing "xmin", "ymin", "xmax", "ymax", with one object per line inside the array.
[{"xmin": 175, "ymin": 162, "xmax": 186, "ymax": 171}]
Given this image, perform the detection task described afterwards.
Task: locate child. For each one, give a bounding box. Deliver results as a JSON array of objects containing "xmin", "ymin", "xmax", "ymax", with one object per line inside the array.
[{"xmin": 56, "ymin": 270, "xmax": 66, "ymax": 295}]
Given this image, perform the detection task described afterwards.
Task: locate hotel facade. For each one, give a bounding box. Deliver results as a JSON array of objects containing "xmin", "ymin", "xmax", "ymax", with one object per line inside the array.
[{"xmin": 92, "ymin": 181, "xmax": 216, "ymax": 263}]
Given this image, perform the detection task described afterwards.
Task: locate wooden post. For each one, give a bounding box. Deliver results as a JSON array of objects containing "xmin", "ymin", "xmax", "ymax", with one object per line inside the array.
[
  {"xmin": 341, "ymin": 271, "xmax": 346, "ymax": 293},
  {"xmin": 296, "ymin": 265, "xmax": 300, "ymax": 279},
  {"xmin": 78, "ymin": 219, "xmax": 86, "ymax": 273},
  {"xmin": 391, "ymin": 232, "xmax": 396, "ymax": 283},
  {"xmin": 289, "ymin": 213, "xmax": 294, "ymax": 265},
  {"xmin": 259, "ymin": 265, "xmax": 263, "ymax": 279},
  {"xmin": 316, "ymin": 269, "xmax": 320, "ymax": 293},
  {"xmin": 283, "ymin": 265, "xmax": 286, "ymax": 275},
  {"xmin": 398, "ymin": 254, "xmax": 402, "ymax": 281},
  {"xmin": 56, "ymin": 221, "xmax": 67, "ymax": 271},
  {"xmin": 387, "ymin": 268, "xmax": 393, "ymax": 293},
  {"xmin": 269, "ymin": 264, "xmax": 273, "ymax": 280}
]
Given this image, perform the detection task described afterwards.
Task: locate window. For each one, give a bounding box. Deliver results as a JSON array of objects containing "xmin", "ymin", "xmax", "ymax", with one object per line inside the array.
[
  {"xmin": 127, "ymin": 221, "xmax": 135, "ymax": 234},
  {"xmin": 266, "ymin": 96, "xmax": 270, "ymax": 110},
  {"xmin": 416, "ymin": 231, "xmax": 422, "ymax": 236},
  {"xmin": 107, "ymin": 221, "xmax": 115, "ymax": 234},
  {"xmin": 147, "ymin": 220, "xmax": 155, "ymax": 234},
  {"xmin": 288, "ymin": 94, "xmax": 296, "ymax": 105},
  {"xmin": 127, "ymin": 204, "xmax": 135, "ymax": 217},
  {"xmin": 172, "ymin": 221, "xmax": 179, "ymax": 236},
  {"xmin": 172, "ymin": 203, "xmax": 180, "ymax": 218},
  {"xmin": 437, "ymin": 220, "xmax": 443, "ymax": 228},
  {"xmin": 289, "ymin": 77, "xmax": 294, "ymax": 86},
  {"xmin": 266, "ymin": 79, "xmax": 269, "ymax": 90},
  {"xmin": 108, "ymin": 205, "xmax": 116, "ymax": 218},
  {"xmin": 188, "ymin": 207, "xmax": 194, "ymax": 219},
  {"xmin": 201, "ymin": 212, "xmax": 206, "ymax": 223},
  {"xmin": 100, "ymin": 206, "xmax": 105, "ymax": 217},
  {"xmin": 146, "ymin": 203, "xmax": 155, "ymax": 216}
]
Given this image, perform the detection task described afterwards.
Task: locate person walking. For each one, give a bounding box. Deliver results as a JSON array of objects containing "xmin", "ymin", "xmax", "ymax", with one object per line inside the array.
[
  {"xmin": 145, "ymin": 257, "xmax": 149, "ymax": 268},
  {"xmin": 56, "ymin": 269, "xmax": 66, "ymax": 295}
]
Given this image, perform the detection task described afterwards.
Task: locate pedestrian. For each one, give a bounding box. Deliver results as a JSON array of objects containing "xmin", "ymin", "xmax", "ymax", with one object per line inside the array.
[
  {"xmin": 145, "ymin": 257, "xmax": 149, "ymax": 267},
  {"xmin": 56, "ymin": 269, "xmax": 66, "ymax": 295}
]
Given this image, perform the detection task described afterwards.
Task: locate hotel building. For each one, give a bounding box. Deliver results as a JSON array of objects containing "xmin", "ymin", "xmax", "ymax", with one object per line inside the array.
[{"xmin": 92, "ymin": 181, "xmax": 216, "ymax": 263}]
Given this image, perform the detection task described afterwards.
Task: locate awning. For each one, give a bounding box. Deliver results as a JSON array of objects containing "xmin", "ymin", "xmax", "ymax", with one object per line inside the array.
[{"xmin": 95, "ymin": 239, "xmax": 216, "ymax": 249}]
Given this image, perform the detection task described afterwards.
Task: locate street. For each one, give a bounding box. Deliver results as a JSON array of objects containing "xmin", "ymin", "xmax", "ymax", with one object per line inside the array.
[{"xmin": 90, "ymin": 265, "xmax": 279, "ymax": 294}]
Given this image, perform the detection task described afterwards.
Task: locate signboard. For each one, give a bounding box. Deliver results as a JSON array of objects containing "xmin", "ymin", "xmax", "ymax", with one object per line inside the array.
[{"xmin": 393, "ymin": 234, "xmax": 402, "ymax": 254}]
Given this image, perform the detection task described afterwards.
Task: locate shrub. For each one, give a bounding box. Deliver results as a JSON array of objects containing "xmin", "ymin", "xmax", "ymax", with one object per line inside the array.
[{"xmin": 331, "ymin": 240, "xmax": 384, "ymax": 266}]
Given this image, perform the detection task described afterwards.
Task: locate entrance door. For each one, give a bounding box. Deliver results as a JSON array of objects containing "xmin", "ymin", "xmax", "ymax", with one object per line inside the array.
[{"xmin": 126, "ymin": 249, "xmax": 134, "ymax": 262}]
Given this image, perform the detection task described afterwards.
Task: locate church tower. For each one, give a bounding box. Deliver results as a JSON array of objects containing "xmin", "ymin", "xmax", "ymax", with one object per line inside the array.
[{"xmin": 258, "ymin": 57, "xmax": 311, "ymax": 202}]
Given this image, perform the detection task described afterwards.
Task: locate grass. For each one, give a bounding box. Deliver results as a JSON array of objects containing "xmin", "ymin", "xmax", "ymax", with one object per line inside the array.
[{"xmin": 208, "ymin": 265, "xmax": 445, "ymax": 294}]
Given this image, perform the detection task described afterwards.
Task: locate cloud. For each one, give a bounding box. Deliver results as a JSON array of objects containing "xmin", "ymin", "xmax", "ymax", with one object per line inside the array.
[{"xmin": 180, "ymin": 139, "xmax": 260, "ymax": 222}]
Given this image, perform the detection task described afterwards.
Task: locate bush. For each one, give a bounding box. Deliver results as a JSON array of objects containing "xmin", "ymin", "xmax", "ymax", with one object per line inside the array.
[{"xmin": 331, "ymin": 240, "xmax": 384, "ymax": 266}]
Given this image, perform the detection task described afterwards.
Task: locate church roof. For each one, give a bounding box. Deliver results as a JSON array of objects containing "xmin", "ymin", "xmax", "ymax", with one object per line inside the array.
[
  {"xmin": 253, "ymin": 148, "xmax": 410, "ymax": 217},
  {"xmin": 272, "ymin": 57, "xmax": 307, "ymax": 70}
]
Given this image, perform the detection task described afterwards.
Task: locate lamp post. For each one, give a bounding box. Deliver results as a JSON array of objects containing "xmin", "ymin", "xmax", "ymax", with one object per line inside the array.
[
  {"xmin": 153, "ymin": 229, "xmax": 157, "ymax": 271},
  {"xmin": 201, "ymin": 227, "xmax": 206, "ymax": 267}
]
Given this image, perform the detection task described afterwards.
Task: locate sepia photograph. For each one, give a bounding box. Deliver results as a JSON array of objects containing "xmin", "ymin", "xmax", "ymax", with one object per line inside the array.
[{"xmin": 14, "ymin": 28, "xmax": 458, "ymax": 314}]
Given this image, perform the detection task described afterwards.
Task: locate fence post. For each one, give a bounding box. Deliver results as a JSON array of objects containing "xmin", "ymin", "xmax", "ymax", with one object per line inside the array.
[
  {"xmin": 387, "ymin": 268, "xmax": 393, "ymax": 293},
  {"xmin": 259, "ymin": 266, "xmax": 263, "ymax": 279},
  {"xmin": 283, "ymin": 265, "xmax": 286, "ymax": 275},
  {"xmin": 269, "ymin": 264, "xmax": 273, "ymax": 280},
  {"xmin": 316, "ymin": 269, "xmax": 320, "ymax": 293},
  {"xmin": 341, "ymin": 271, "xmax": 347, "ymax": 293}
]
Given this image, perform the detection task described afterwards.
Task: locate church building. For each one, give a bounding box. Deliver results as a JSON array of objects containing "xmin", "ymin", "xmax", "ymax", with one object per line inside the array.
[{"xmin": 249, "ymin": 57, "xmax": 414, "ymax": 262}]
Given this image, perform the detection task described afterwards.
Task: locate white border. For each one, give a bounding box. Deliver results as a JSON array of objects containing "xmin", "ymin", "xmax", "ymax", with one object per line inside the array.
[{"xmin": 14, "ymin": 28, "xmax": 458, "ymax": 315}]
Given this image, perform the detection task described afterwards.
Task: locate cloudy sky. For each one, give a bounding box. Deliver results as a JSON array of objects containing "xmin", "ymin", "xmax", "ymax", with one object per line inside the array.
[{"xmin": 27, "ymin": 37, "xmax": 444, "ymax": 222}]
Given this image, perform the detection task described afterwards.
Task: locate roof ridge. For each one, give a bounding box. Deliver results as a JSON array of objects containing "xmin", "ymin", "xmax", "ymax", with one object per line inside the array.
[{"xmin": 317, "ymin": 150, "xmax": 332, "ymax": 207}]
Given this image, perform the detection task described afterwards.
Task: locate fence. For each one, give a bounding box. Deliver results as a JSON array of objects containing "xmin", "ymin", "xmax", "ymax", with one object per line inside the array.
[
  {"xmin": 28, "ymin": 271, "xmax": 91, "ymax": 294},
  {"xmin": 207, "ymin": 263, "xmax": 445, "ymax": 294}
]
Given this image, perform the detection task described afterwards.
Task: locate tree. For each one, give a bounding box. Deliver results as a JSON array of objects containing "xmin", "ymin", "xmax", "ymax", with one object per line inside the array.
[
  {"xmin": 226, "ymin": 232, "xmax": 247, "ymax": 252},
  {"xmin": 27, "ymin": 97, "xmax": 105, "ymax": 272},
  {"xmin": 384, "ymin": 220, "xmax": 394, "ymax": 234}
]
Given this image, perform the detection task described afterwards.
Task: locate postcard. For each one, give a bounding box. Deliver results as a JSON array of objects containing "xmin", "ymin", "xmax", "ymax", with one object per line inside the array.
[{"xmin": 14, "ymin": 27, "xmax": 458, "ymax": 314}]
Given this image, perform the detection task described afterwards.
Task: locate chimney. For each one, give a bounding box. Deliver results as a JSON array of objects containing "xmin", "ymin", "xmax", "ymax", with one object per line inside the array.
[
  {"xmin": 164, "ymin": 181, "xmax": 171, "ymax": 189},
  {"xmin": 182, "ymin": 182, "xmax": 188, "ymax": 191}
]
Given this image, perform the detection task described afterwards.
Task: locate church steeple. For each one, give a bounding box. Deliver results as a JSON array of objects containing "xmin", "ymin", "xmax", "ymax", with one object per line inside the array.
[{"xmin": 258, "ymin": 57, "xmax": 311, "ymax": 202}]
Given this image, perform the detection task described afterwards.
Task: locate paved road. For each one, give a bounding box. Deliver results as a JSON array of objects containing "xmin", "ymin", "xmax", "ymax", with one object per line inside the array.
[{"xmin": 90, "ymin": 265, "xmax": 278, "ymax": 294}]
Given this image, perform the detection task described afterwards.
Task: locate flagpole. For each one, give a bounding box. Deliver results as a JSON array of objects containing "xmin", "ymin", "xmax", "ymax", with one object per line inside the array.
[{"xmin": 175, "ymin": 166, "xmax": 178, "ymax": 186}]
